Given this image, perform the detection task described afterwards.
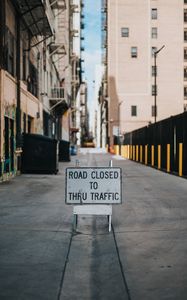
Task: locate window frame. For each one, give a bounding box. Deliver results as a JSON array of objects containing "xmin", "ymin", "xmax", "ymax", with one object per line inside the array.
[
  {"xmin": 184, "ymin": 86, "xmax": 187, "ymax": 99},
  {"xmin": 151, "ymin": 27, "xmax": 158, "ymax": 39},
  {"xmin": 151, "ymin": 8, "xmax": 158, "ymax": 20},
  {"xmin": 184, "ymin": 67, "xmax": 187, "ymax": 81},
  {"xmin": 4, "ymin": 26, "xmax": 16, "ymax": 77},
  {"xmin": 131, "ymin": 46, "xmax": 138, "ymax": 58},
  {"xmin": 131, "ymin": 105, "xmax": 137, "ymax": 117},
  {"xmin": 27, "ymin": 61, "xmax": 38, "ymax": 98},
  {"xmin": 184, "ymin": 48, "xmax": 187, "ymax": 61},
  {"xmin": 121, "ymin": 27, "xmax": 129, "ymax": 37},
  {"xmin": 184, "ymin": 29, "xmax": 187, "ymax": 42},
  {"xmin": 184, "ymin": 9, "xmax": 187, "ymax": 22}
]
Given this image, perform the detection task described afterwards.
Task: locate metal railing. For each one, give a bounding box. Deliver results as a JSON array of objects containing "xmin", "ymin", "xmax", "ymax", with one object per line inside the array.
[{"xmin": 50, "ymin": 87, "xmax": 65, "ymax": 99}]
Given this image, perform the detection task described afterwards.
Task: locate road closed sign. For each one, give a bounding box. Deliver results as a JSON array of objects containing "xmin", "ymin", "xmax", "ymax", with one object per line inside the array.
[{"xmin": 65, "ymin": 167, "xmax": 122, "ymax": 204}]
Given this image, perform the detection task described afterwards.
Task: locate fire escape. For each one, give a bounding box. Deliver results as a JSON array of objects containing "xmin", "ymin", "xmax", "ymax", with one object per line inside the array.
[
  {"xmin": 68, "ymin": 0, "xmax": 84, "ymax": 142},
  {"xmin": 13, "ymin": 0, "xmax": 57, "ymax": 147},
  {"xmin": 47, "ymin": 0, "xmax": 68, "ymax": 114}
]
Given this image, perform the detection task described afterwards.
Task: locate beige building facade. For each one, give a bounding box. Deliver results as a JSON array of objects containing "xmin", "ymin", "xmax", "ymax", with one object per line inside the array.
[
  {"xmin": 0, "ymin": 0, "xmax": 85, "ymax": 181},
  {"xmin": 106, "ymin": 0, "xmax": 185, "ymax": 144}
]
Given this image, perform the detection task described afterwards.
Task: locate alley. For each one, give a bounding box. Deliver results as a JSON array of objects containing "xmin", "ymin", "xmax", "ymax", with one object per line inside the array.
[{"xmin": 0, "ymin": 150, "xmax": 187, "ymax": 300}]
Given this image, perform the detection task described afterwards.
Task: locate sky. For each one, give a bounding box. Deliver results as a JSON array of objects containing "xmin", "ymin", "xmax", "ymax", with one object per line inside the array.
[{"xmin": 83, "ymin": 0, "xmax": 101, "ymax": 129}]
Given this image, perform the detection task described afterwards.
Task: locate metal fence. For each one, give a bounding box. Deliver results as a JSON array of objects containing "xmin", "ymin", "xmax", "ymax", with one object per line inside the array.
[{"xmin": 121, "ymin": 112, "xmax": 187, "ymax": 177}]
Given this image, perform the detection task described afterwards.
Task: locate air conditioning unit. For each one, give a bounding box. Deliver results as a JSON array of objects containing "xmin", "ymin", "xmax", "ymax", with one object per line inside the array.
[{"xmin": 70, "ymin": 4, "xmax": 79, "ymax": 12}]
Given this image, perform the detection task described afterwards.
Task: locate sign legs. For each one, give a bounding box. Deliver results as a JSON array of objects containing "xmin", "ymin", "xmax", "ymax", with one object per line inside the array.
[{"xmin": 73, "ymin": 205, "xmax": 112, "ymax": 232}]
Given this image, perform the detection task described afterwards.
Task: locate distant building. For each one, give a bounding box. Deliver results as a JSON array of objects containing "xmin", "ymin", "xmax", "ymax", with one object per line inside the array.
[
  {"xmin": 101, "ymin": 0, "xmax": 185, "ymax": 146},
  {"xmin": 69, "ymin": 0, "xmax": 87, "ymax": 146},
  {"xmin": 94, "ymin": 64, "xmax": 104, "ymax": 148}
]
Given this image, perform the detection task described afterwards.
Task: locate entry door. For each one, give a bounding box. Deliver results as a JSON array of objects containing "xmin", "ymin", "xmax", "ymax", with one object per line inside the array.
[
  {"xmin": 4, "ymin": 117, "xmax": 9, "ymax": 173},
  {"xmin": 10, "ymin": 119, "xmax": 14, "ymax": 171},
  {"xmin": 4, "ymin": 117, "xmax": 15, "ymax": 173}
]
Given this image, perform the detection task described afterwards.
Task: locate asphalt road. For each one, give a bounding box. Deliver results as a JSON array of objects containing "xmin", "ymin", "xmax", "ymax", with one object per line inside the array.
[{"xmin": 0, "ymin": 149, "xmax": 187, "ymax": 300}]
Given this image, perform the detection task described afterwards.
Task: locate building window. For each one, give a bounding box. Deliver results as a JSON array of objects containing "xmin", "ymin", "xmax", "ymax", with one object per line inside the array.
[
  {"xmin": 184, "ymin": 48, "xmax": 187, "ymax": 60},
  {"xmin": 184, "ymin": 86, "xmax": 187, "ymax": 99},
  {"xmin": 27, "ymin": 61, "xmax": 38, "ymax": 97},
  {"xmin": 121, "ymin": 27, "xmax": 129, "ymax": 37},
  {"xmin": 185, "ymin": 0, "xmax": 187, "ymax": 4},
  {"xmin": 131, "ymin": 47, "xmax": 138, "ymax": 58},
  {"xmin": 23, "ymin": 113, "xmax": 27, "ymax": 133},
  {"xmin": 131, "ymin": 105, "xmax": 137, "ymax": 116},
  {"xmin": 4, "ymin": 26, "xmax": 16, "ymax": 77},
  {"xmin": 151, "ymin": 27, "xmax": 157, "ymax": 38},
  {"xmin": 151, "ymin": 8, "xmax": 157, "ymax": 19},
  {"xmin": 28, "ymin": 116, "xmax": 34, "ymax": 134},
  {"xmin": 152, "ymin": 105, "xmax": 157, "ymax": 117},
  {"xmin": 184, "ymin": 29, "xmax": 187, "ymax": 41},
  {"xmin": 152, "ymin": 85, "xmax": 157, "ymax": 96},
  {"xmin": 152, "ymin": 47, "xmax": 157, "ymax": 57},
  {"xmin": 22, "ymin": 51, "xmax": 27, "ymax": 81},
  {"xmin": 152, "ymin": 66, "xmax": 157, "ymax": 76},
  {"xmin": 184, "ymin": 9, "xmax": 187, "ymax": 22},
  {"xmin": 184, "ymin": 67, "xmax": 187, "ymax": 81}
]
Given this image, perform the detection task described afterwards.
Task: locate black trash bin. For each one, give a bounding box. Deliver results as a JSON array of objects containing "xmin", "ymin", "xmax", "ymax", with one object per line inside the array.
[
  {"xmin": 21, "ymin": 133, "xmax": 58, "ymax": 174},
  {"xmin": 59, "ymin": 140, "xmax": 70, "ymax": 162}
]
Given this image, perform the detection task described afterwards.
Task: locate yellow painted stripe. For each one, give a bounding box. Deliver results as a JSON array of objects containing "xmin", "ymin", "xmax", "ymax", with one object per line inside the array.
[
  {"xmin": 158, "ymin": 145, "xmax": 161, "ymax": 169},
  {"xmin": 151, "ymin": 145, "xmax": 154, "ymax": 166},
  {"xmin": 145, "ymin": 145, "xmax": 148, "ymax": 165},
  {"xmin": 136, "ymin": 145, "xmax": 139, "ymax": 162},
  {"xmin": 179, "ymin": 143, "xmax": 183, "ymax": 177},
  {"xmin": 140, "ymin": 145, "xmax": 143, "ymax": 163},
  {"xmin": 167, "ymin": 144, "xmax": 170, "ymax": 173}
]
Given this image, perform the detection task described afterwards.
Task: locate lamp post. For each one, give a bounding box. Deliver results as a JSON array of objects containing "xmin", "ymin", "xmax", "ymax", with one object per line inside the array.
[
  {"xmin": 118, "ymin": 100, "xmax": 124, "ymax": 153},
  {"xmin": 153, "ymin": 45, "xmax": 165, "ymax": 123}
]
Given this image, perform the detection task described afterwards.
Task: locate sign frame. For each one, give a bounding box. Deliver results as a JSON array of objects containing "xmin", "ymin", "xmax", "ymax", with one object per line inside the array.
[{"xmin": 65, "ymin": 167, "xmax": 122, "ymax": 205}]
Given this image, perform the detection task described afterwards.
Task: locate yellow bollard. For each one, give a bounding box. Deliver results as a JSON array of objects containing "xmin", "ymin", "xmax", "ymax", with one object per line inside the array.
[
  {"xmin": 125, "ymin": 145, "xmax": 128, "ymax": 158},
  {"xmin": 127, "ymin": 145, "xmax": 130, "ymax": 159},
  {"xmin": 114, "ymin": 145, "xmax": 119, "ymax": 155},
  {"xmin": 121, "ymin": 145, "xmax": 125, "ymax": 157},
  {"xmin": 158, "ymin": 145, "xmax": 161, "ymax": 169},
  {"xmin": 130, "ymin": 145, "xmax": 132, "ymax": 159},
  {"xmin": 133, "ymin": 145, "xmax": 135, "ymax": 161},
  {"xmin": 145, "ymin": 145, "xmax": 148, "ymax": 165},
  {"xmin": 123, "ymin": 145, "xmax": 127, "ymax": 158},
  {"xmin": 151, "ymin": 145, "xmax": 154, "ymax": 167},
  {"xmin": 179, "ymin": 143, "xmax": 183, "ymax": 177},
  {"xmin": 167, "ymin": 144, "xmax": 170, "ymax": 173}
]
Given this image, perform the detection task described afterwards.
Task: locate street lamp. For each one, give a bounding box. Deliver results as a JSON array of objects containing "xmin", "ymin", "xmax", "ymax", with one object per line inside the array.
[
  {"xmin": 118, "ymin": 100, "xmax": 124, "ymax": 153},
  {"xmin": 118, "ymin": 100, "xmax": 124, "ymax": 137},
  {"xmin": 153, "ymin": 45, "xmax": 165, "ymax": 123}
]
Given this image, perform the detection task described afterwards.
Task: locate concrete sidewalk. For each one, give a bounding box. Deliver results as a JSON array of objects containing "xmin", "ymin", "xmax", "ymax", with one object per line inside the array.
[{"xmin": 0, "ymin": 151, "xmax": 187, "ymax": 299}]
